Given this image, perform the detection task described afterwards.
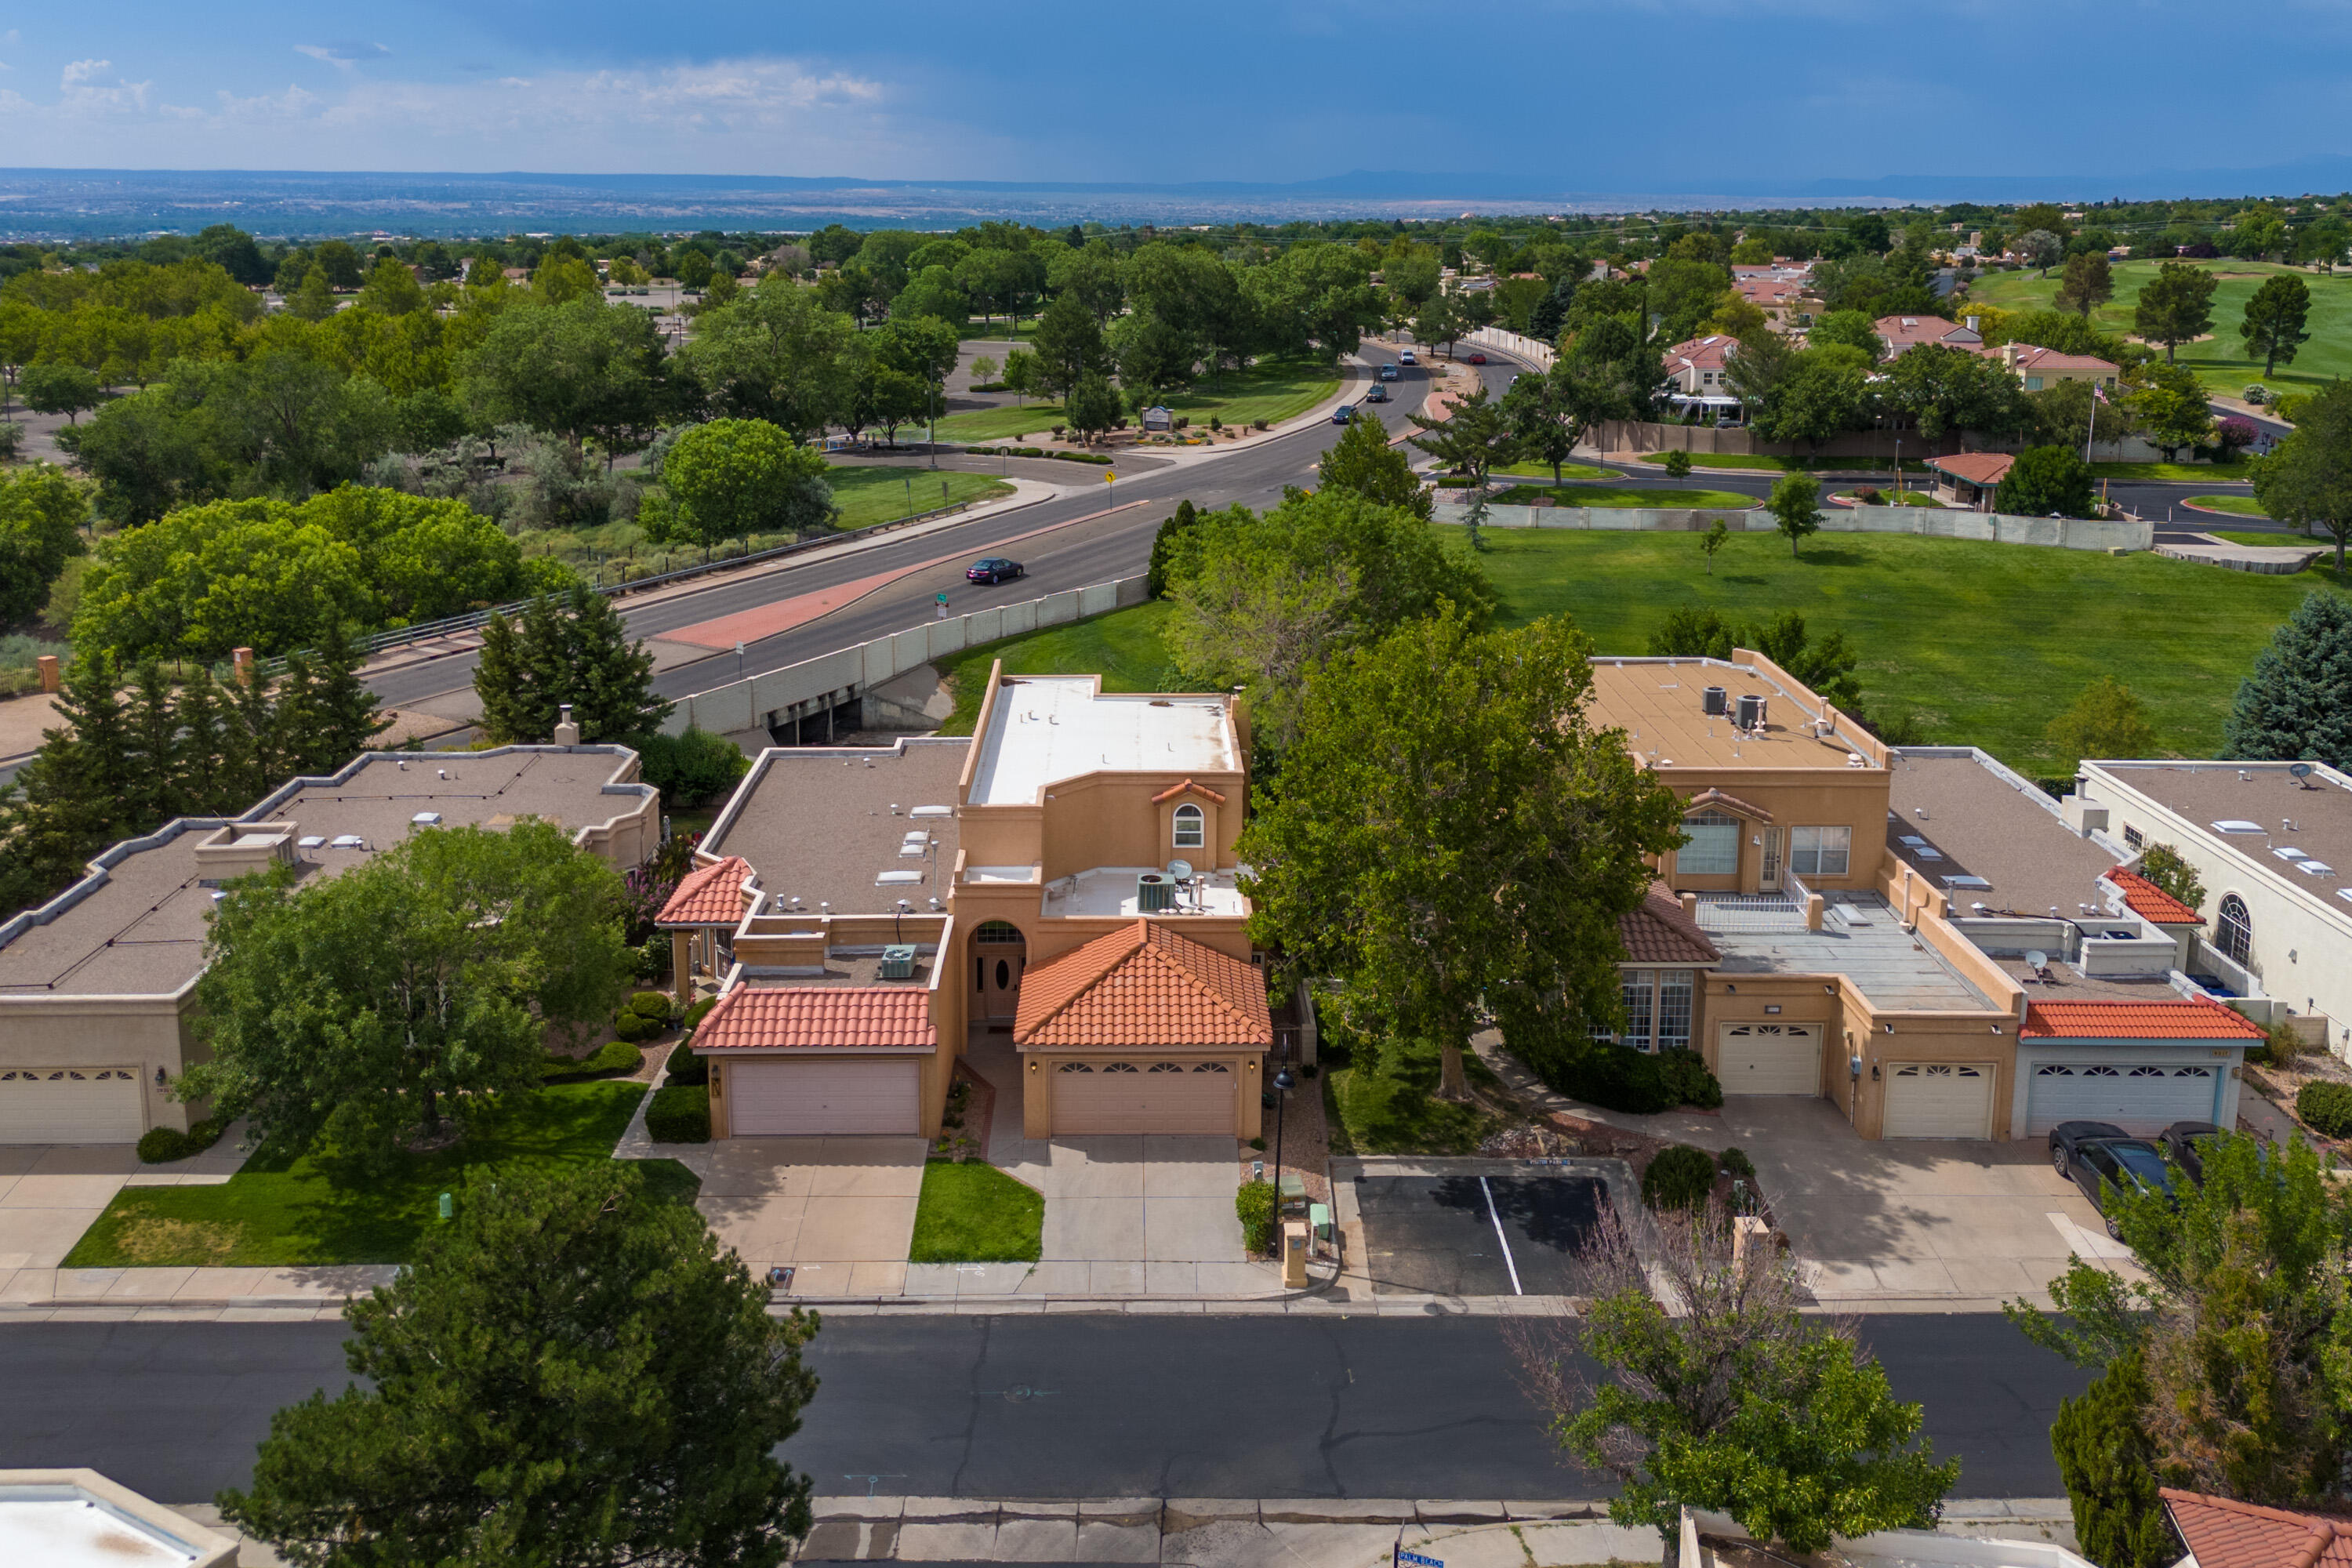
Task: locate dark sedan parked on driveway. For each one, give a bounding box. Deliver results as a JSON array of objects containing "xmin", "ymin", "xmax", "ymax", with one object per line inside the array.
[
  {"xmin": 2160, "ymin": 1120, "xmax": 2223, "ymax": 1185},
  {"xmin": 966, "ymin": 557, "xmax": 1024, "ymax": 584},
  {"xmin": 2050, "ymin": 1120, "xmax": 2180, "ymax": 1236}
]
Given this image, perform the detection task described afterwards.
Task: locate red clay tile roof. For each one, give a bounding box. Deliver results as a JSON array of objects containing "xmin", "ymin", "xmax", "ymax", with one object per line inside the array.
[
  {"xmin": 691, "ymin": 985, "xmax": 937, "ymax": 1052},
  {"xmin": 655, "ymin": 856, "xmax": 755, "ymax": 927},
  {"xmin": 1621, "ymin": 885, "xmax": 1721, "ymax": 966},
  {"xmin": 2161, "ymin": 1488, "xmax": 2352, "ymax": 1568},
  {"xmin": 1663, "ymin": 334, "xmax": 1736, "ymax": 370},
  {"xmin": 1926, "ymin": 452, "xmax": 2016, "ymax": 486},
  {"xmin": 1686, "ymin": 787, "xmax": 1774, "ymax": 822},
  {"xmin": 1150, "ymin": 778, "xmax": 1228, "ymax": 805},
  {"xmin": 1877, "ymin": 314, "xmax": 1982, "ymax": 348},
  {"xmin": 1014, "ymin": 920, "xmax": 1273, "ymax": 1050},
  {"xmin": 2021, "ymin": 996, "xmax": 2267, "ymax": 1040},
  {"xmin": 2103, "ymin": 866, "xmax": 2204, "ymax": 924},
  {"xmin": 2005, "ymin": 343, "xmax": 2120, "ymax": 375}
]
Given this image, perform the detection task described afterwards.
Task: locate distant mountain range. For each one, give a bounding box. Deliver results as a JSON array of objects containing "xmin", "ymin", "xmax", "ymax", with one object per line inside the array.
[{"xmin": 3, "ymin": 158, "xmax": 2348, "ymax": 239}]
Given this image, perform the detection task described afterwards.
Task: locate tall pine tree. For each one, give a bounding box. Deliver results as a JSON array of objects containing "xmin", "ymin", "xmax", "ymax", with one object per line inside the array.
[
  {"xmin": 474, "ymin": 584, "xmax": 671, "ymax": 744},
  {"xmin": 2222, "ymin": 591, "xmax": 2352, "ymax": 768}
]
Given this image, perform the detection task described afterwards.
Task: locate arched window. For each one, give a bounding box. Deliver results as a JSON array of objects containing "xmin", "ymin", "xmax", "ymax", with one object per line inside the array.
[
  {"xmin": 2217, "ymin": 895, "xmax": 2253, "ymax": 965},
  {"xmin": 1173, "ymin": 803, "xmax": 1204, "ymax": 849},
  {"xmin": 975, "ymin": 920, "xmax": 1023, "ymax": 945}
]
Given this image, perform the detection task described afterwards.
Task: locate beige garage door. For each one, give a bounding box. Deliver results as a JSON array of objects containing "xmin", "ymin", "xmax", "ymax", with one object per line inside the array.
[
  {"xmin": 0, "ymin": 1066, "xmax": 143, "ymax": 1144},
  {"xmin": 1882, "ymin": 1062, "xmax": 1995, "ymax": 1139},
  {"xmin": 1717, "ymin": 1024, "xmax": 1821, "ymax": 1095},
  {"xmin": 1051, "ymin": 1061, "xmax": 1236, "ymax": 1135},
  {"xmin": 728, "ymin": 1058, "xmax": 921, "ymax": 1136}
]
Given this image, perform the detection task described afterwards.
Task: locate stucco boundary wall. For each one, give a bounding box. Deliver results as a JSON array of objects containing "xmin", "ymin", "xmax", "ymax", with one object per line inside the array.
[
  {"xmin": 663, "ymin": 575, "xmax": 1152, "ymax": 738},
  {"xmin": 1463, "ymin": 325, "xmax": 1557, "ymax": 370},
  {"xmin": 1430, "ymin": 501, "xmax": 2151, "ymax": 553}
]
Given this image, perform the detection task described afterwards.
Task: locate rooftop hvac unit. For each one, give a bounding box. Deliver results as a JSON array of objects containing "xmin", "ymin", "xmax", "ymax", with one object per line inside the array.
[
  {"xmin": 1701, "ymin": 685, "xmax": 1728, "ymax": 716},
  {"xmin": 878, "ymin": 945, "xmax": 918, "ymax": 980},
  {"xmin": 1137, "ymin": 872, "xmax": 1175, "ymax": 913},
  {"xmin": 412, "ymin": 811, "xmax": 442, "ymax": 826},
  {"xmin": 1734, "ymin": 693, "xmax": 1766, "ymax": 731}
]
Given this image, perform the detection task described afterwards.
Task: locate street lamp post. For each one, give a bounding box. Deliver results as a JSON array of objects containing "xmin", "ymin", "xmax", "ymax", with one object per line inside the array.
[{"xmin": 1267, "ymin": 1063, "xmax": 1298, "ymax": 1255}]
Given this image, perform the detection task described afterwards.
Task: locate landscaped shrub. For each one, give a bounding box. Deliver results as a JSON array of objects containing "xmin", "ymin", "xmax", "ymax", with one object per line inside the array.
[
  {"xmin": 135, "ymin": 1116, "xmax": 227, "ymax": 1165},
  {"xmin": 1546, "ymin": 1044, "xmax": 1675, "ymax": 1114},
  {"xmin": 1642, "ymin": 1144, "xmax": 1719, "ymax": 1210},
  {"xmin": 615, "ymin": 990, "xmax": 675, "ymax": 1042},
  {"xmin": 683, "ymin": 996, "xmax": 718, "ymax": 1031},
  {"xmin": 1719, "ymin": 1146, "xmax": 1758, "ymax": 1182},
  {"xmin": 2296, "ymin": 1080, "xmax": 2352, "ymax": 1138},
  {"xmin": 541, "ymin": 1038, "xmax": 645, "ymax": 1083},
  {"xmin": 645, "ymin": 1084, "xmax": 711, "ymax": 1143},
  {"xmin": 1656, "ymin": 1048, "xmax": 1723, "ymax": 1109},
  {"xmin": 1236, "ymin": 1178, "xmax": 1277, "ymax": 1254}
]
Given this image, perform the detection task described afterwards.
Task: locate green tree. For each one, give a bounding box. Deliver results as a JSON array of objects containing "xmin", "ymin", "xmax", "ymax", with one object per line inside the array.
[
  {"xmin": 1408, "ymin": 380, "xmax": 1512, "ymax": 494},
  {"xmin": 20, "ymin": 362, "xmax": 101, "ymax": 423},
  {"xmin": 652, "ymin": 419, "xmax": 836, "ymax": 546},
  {"xmin": 1511, "ymin": 1203, "xmax": 1957, "ymax": 1552},
  {"xmin": 1753, "ymin": 347, "xmax": 1873, "ymax": 456},
  {"xmin": 1029, "ymin": 291, "xmax": 1108, "ymax": 401},
  {"xmin": 2241, "ymin": 275, "xmax": 2314, "ymax": 378},
  {"xmin": 2136, "ymin": 844, "xmax": 2206, "ymax": 911},
  {"xmin": 889, "ymin": 265, "xmax": 969, "ymax": 329},
  {"xmin": 0, "ymin": 466, "xmax": 88, "ymax": 626},
  {"xmin": 287, "ymin": 268, "xmax": 337, "ymax": 324},
  {"xmin": 1063, "ymin": 370, "xmax": 1122, "ymax": 446},
  {"xmin": 532, "ymin": 253, "xmax": 603, "ymax": 307},
  {"xmin": 460, "ymin": 298, "xmax": 673, "ymax": 459},
  {"xmin": 312, "ymin": 240, "xmax": 365, "ymax": 290},
  {"xmin": 2133, "ymin": 263, "xmax": 2220, "ymax": 364},
  {"xmin": 1164, "ymin": 489, "xmax": 1491, "ymax": 753},
  {"xmin": 677, "ymin": 278, "xmax": 862, "ymax": 441},
  {"xmin": 1001, "ymin": 348, "xmax": 1038, "ymax": 404},
  {"xmin": 2051, "ymin": 1349, "xmax": 2181, "ymax": 1568},
  {"xmin": 1238, "ymin": 608, "xmax": 1684, "ymax": 1100},
  {"xmin": 2056, "ymin": 252, "xmax": 2115, "ymax": 319},
  {"xmin": 1741, "ymin": 609, "xmax": 1863, "ymax": 709},
  {"xmin": 1883, "ymin": 343, "xmax": 2029, "ymax": 441},
  {"xmin": 634, "ymin": 727, "xmax": 753, "ymax": 808},
  {"xmin": 1807, "ymin": 310, "xmax": 1884, "ymax": 359},
  {"xmin": 1316, "ymin": 414, "xmax": 1431, "ymax": 518},
  {"xmin": 1994, "ymin": 445, "xmax": 2097, "ymax": 519},
  {"xmin": 182, "ymin": 818, "xmax": 633, "ymax": 1161},
  {"xmin": 1700, "ymin": 517, "xmax": 1730, "ymax": 574},
  {"xmin": 2221, "ymin": 589, "xmax": 2352, "ymax": 767},
  {"xmin": 2018, "ymin": 230, "xmax": 2066, "ymax": 277},
  {"xmin": 2046, "ymin": 676, "xmax": 2158, "ymax": 762},
  {"xmin": 2131, "ymin": 362, "xmax": 2216, "ymax": 463},
  {"xmin": 474, "ymin": 583, "xmax": 672, "ymax": 745},
  {"xmin": 357, "ymin": 257, "xmax": 428, "ymax": 317},
  {"xmin": 220, "ymin": 1163, "xmax": 821, "ymax": 1568},
  {"xmin": 2254, "ymin": 381, "xmax": 2352, "ymax": 575},
  {"xmin": 1766, "ymin": 472, "xmax": 1823, "ymax": 557}
]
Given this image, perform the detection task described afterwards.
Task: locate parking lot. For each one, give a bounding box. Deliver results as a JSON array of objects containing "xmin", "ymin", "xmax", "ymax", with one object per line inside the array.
[{"xmin": 1354, "ymin": 1174, "xmax": 1606, "ymax": 1297}]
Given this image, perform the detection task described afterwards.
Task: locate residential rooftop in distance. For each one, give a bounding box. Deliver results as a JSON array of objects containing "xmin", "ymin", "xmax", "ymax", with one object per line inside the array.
[
  {"xmin": 702, "ymin": 739, "xmax": 967, "ymax": 917},
  {"xmin": 0, "ymin": 749, "xmax": 655, "ymax": 1000},
  {"xmin": 967, "ymin": 677, "xmax": 1236, "ymax": 806},
  {"xmin": 1588, "ymin": 658, "xmax": 1878, "ymax": 772},
  {"xmin": 1886, "ymin": 749, "xmax": 2125, "ymax": 917},
  {"xmin": 2090, "ymin": 761, "xmax": 2352, "ymax": 908}
]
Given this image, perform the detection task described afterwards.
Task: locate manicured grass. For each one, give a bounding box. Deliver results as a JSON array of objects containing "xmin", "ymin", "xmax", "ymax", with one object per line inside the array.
[
  {"xmin": 62, "ymin": 1083, "xmax": 700, "ymax": 1268},
  {"xmin": 1497, "ymin": 460, "xmax": 1619, "ymax": 481},
  {"xmin": 829, "ymin": 466, "xmax": 1014, "ymax": 529},
  {"xmin": 1965, "ymin": 260, "xmax": 2352, "ymax": 399},
  {"xmin": 1636, "ymin": 452, "xmax": 1872, "ymax": 473},
  {"xmin": 1479, "ymin": 529, "xmax": 2346, "ymax": 770},
  {"xmin": 908, "ymin": 1160, "xmax": 1044, "ymax": 1263},
  {"xmin": 2088, "ymin": 462, "xmax": 2255, "ymax": 483},
  {"xmin": 931, "ymin": 358, "xmax": 1342, "ymax": 444},
  {"xmin": 934, "ymin": 599, "xmax": 1179, "ymax": 735},
  {"xmin": 1834, "ymin": 488, "xmax": 1944, "ymax": 508},
  {"xmin": 2187, "ymin": 495, "xmax": 2273, "ymax": 517},
  {"xmin": 1527, "ymin": 486, "xmax": 1757, "ymax": 510},
  {"xmin": 2209, "ymin": 530, "xmax": 2321, "ymax": 550}
]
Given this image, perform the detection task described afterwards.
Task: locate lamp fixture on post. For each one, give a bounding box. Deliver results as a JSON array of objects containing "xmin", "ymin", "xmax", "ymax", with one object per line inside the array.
[{"xmin": 1268, "ymin": 1061, "xmax": 1298, "ymax": 1259}]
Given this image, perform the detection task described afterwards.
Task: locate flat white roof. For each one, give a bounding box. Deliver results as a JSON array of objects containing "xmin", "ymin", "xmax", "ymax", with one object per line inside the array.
[
  {"xmin": 968, "ymin": 678, "xmax": 1234, "ymax": 807},
  {"xmin": 0, "ymin": 1497, "xmax": 205, "ymax": 1566},
  {"xmin": 1044, "ymin": 866, "xmax": 1249, "ymax": 918}
]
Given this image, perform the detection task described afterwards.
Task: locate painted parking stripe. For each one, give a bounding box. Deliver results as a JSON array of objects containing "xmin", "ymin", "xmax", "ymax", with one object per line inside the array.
[{"xmin": 1480, "ymin": 1176, "xmax": 1523, "ymax": 1296}]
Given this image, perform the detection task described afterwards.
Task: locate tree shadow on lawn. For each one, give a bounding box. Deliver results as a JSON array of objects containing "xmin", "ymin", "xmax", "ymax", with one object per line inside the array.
[
  {"xmin": 1788, "ymin": 546, "xmax": 1873, "ymax": 568},
  {"xmin": 66, "ymin": 1083, "xmax": 699, "ymax": 1268}
]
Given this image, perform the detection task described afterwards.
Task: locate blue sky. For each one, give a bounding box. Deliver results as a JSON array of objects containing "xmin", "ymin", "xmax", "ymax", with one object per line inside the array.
[{"xmin": 2, "ymin": 2, "xmax": 2350, "ymax": 191}]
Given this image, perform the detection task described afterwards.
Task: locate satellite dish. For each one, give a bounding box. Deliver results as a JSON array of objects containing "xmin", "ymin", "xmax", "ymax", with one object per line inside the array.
[
  {"xmin": 1167, "ymin": 859, "xmax": 1195, "ymax": 881},
  {"xmin": 2290, "ymin": 763, "xmax": 2316, "ymax": 786}
]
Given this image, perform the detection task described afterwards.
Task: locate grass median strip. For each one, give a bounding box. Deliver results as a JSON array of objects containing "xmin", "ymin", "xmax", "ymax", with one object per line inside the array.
[
  {"xmin": 2186, "ymin": 495, "xmax": 2271, "ymax": 518},
  {"xmin": 909, "ymin": 1160, "xmax": 1044, "ymax": 1263}
]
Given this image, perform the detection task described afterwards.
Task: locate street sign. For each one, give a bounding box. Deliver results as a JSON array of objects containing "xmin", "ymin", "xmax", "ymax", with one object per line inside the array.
[
  {"xmin": 1397, "ymin": 1553, "xmax": 1443, "ymax": 1568},
  {"xmin": 1105, "ymin": 470, "xmax": 1116, "ymax": 484}
]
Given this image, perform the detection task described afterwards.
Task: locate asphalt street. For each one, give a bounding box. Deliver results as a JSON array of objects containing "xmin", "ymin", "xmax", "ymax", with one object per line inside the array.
[{"xmin": 0, "ymin": 1312, "xmax": 2088, "ymax": 1504}]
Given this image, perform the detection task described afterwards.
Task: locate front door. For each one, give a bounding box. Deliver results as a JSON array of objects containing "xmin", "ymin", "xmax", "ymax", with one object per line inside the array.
[
  {"xmin": 1759, "ymin": 828, "xmax": 1784, "ymax": 892},
  {"xmin": 982, "ymin": 952, "xmax": 1024, "ymax": 1019}
]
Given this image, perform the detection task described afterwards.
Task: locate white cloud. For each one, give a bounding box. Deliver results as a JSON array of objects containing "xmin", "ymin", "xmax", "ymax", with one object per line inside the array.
[
  {"xmin": 56, "ymin": 59, "xmax": 151, "ymax": 114},
  {"xmin": 295, "ymin": 42, "xmax": 392, "ymax": 69}
]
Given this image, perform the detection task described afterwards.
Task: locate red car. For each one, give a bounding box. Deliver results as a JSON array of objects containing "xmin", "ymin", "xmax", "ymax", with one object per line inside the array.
[{"xmin": 1465, "ymin": 351, "xmax": 1488, "ymax": 365}]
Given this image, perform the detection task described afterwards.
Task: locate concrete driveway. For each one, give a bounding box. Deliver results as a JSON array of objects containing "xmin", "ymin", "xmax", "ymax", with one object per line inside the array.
[{"xmin": 687, "ymin": 1135, "xmax": 928, "ymax": 1298}]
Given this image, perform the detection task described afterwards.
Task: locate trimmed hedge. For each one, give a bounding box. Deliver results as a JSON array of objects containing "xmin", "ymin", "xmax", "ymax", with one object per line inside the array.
[
  {"xmin": 1642, "ymin": 1144, "xmax": 1718, "ymax": 1210},
  {"xmin": 1236, "ymin": 1179, "xmax": 1277, "ymax": 1254},
  {"xmin": 614, "ymin": 990, "xmax": 675, "ymax": 1044},
  {"xmin": 541, "ymin": 1038, "xmax": 645, "ymax": 1083},
  {"xmin": 2297, "ymin": 1080, "xmax": 2352, "ymax": 1138},
  {"xmin": 1719, "ymin": 1146, "xmax": 1758, "ymax": 1182},
  {"xmin": 1545, "ymin": 1044, "xmax": 1724, "ymax": 1116},
  {"xmin": 136, "ymin": 1116, "xmax": 227, "ymax": 1165},
  {"xmin": 646, "ymin": 1084, "xmax": 711, "ymax": 1144},
  {"xmin": 1657, "ymin": 1048, "xmax": 1723, "ymax": 1109}
]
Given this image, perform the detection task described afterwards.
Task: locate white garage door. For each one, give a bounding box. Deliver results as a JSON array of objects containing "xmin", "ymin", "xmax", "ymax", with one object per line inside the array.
[
  {"xmin": 1882, "ymin": 1062, "xmax": 1995, "ymax": 1139},
  {"xmin": 1051, "ymin": 1061, "xmax": 1236, "ymax": 1135},
  {"xmin": 0, "ymin": 1067, "xmax": 143, "ymax": 1145},
  {"xmin": 727, "ymin": 1058, "xmax": 921, "ymax": 1136},
  {"xmin": 1717, "ymin": 1025, "xmax": 1821, "ymax": 1095},
  {"xmin": 2027, "ymin": 1062, "xmax": 2219, "ymax": 1136}
]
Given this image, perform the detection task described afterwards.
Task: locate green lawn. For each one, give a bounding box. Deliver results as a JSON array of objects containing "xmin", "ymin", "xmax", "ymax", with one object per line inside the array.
[
  {"xmin": 1834, "ymin": 488, "xmax": 1944, "ymax": 508},
  {"xmin": 931, "ymin": 358, "xmax": 1342, "ymax": 444},
  {"xmin": 63, "ymin": 1083, "xmax": 699, "ymax": 1268},
  {"xmin": 2211, "ymin": 530, "xmax": 2322, "ymax": 550},
  {"xmin": 2188, "ymin": 495, "xmax": 2273, "ymax": 517},
  {"xmin": 1497, "ymin": 460, "xmax": 1619, "ymax": 481},
  {"xmin": 1636, "ymin": 452, "xmax": 1875, "ymax": 473},
  {"xmin": 908, "ymin": 1160, "xmax": 1044, "ymax": 1263},
  {"xmin": 829, "ymin": 467, "xmax": 1014, "ymax": 529},
  {"xmin": 1516, "ymin": 487, "xmax": 1757, "ymax": 510},
  {"xmin": 2088, "ymin": 462, "xmax": 2255, "ymax": 483},
  {"xmin": 1965, "ymin": 260, "xmax": 2352, "ymax": 399},
  {"xmin": 933, "ymin": 600, "xmax": 1179, "ymax": 735}
]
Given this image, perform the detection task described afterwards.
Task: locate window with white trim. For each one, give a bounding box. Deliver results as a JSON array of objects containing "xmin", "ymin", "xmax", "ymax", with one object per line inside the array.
[
  {"xmin": 1678, "ymin": 813, "xmax": 1740, "ymax": 877},
  {"xmin": 2218, "ymin": 895, "xmax": 2252, "ymax": 965},
  {"xmin": 1593, "ymin": 968, "xmax": 1699, "ymax": 1053},
  {"xmin": 1173, "ymin": 803, "xmax": 1204, "ymax": 849},
  {"xmin": 1790, "ymin": 825, "xmax": 1851, "ymax": 877}
]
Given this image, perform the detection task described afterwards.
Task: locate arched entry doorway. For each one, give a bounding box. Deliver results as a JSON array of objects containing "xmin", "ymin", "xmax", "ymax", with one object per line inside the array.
[{"xmin": 973, "ymin": 920, "xmax": 1027, "ymax": 1022}]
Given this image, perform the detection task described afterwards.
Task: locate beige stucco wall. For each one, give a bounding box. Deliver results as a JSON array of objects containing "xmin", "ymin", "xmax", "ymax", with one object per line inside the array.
[
  {"xmin": 0, "ymin": 994, "xmax": 207, "ymax": 1136},
  {"xmin": 1019, "ymin": 1047, "xmax": 1265, "ymax": 1139},
  {"xmin": 1659, "ymin": 769, "xmax": 1893, "ymax": 894}
]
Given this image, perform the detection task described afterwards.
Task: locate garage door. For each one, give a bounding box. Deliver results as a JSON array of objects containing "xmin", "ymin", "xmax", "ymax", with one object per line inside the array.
[
  {"xmin": 1883, "ymin": 1062, "xmax": 1995, "ymax": 1139},
  {"xmin": 727, "ymin": 1058, "xmax": 921, "ymax": 1136},
  {"xmin": 0, "ymin": 1067, "xmax": 143, "ymax": 1145},
  {"xmin": 2027, "ymin": 1062, "xmax": 2219, "ymax": 1136},
  {"xmin": 1051, "ymin": 1061, "xmax": 1236, "ymax": 1135},
  {"xmin": 1717, "ymin": 1025, "xmax": 1820, "ymax": 1095}
]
